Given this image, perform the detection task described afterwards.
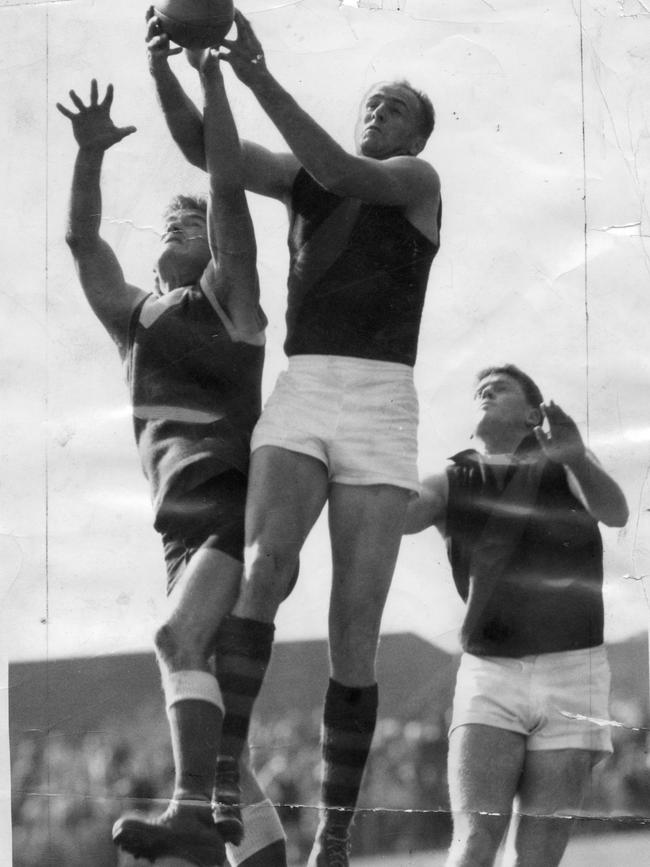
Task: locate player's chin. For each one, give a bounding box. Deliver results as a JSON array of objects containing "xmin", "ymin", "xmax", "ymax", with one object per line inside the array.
[{"xmin": 359, "ymin": 139, "xmax": 381, "ymax": 159}]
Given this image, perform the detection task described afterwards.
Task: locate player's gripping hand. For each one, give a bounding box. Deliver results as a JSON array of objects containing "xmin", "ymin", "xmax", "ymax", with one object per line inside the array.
[
  {"xmin": 534, "ymin": 401, "xmax": 586, "ymax": 466},
  {"xmin": 146, "ymin": 5, "xmax": 183, "ymax": 75},
  {"xmin": 56, "ymin": 80, "xmax": 136, "ymax": 152},
  {"xmin": 198, "ymin": 47, "xmax": 224, "ymax": 78},
  {"xmin": 221, "ymin": 10, "xmax": 267, "ymax": 87}
]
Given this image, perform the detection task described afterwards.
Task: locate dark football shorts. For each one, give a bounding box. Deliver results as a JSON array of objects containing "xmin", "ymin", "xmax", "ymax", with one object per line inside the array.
[
  {"xmin": 160, "ymin": 469, "xmax": 247, "ymax": 595},
  {"xmin": 159, "ymin": 469, "xmax": 300, "ymax": 598}
]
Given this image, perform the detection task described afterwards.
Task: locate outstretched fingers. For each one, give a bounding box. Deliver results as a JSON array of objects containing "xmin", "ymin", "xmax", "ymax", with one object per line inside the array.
[
  {"xmin": 55, "ymin": 101, "xmax": 75, "ymax": 120},
  {"xmin": 100, "ymin": 82, "xmax": 114, "ymax": 110},
  {"xmin": 68, "ymin": 89, "xmax": 86, "ymax": 111},
  {"xmin": 62, "ymin": 81, "xmax": 115, "ymax": 116},
  {"xmin": 543, "ymin": 401, "xmax": 569, "ymax": 423},
  {"xmin": 541, "ymin": 402, "xmax": 574, "ymax": 435},
  {"xmin": 117, "ymin": 124, "xmax": 138, "ymax": 141},
  {"xmin": 57, "ymin": 78, "xmax": 136, "ymax": 151}
]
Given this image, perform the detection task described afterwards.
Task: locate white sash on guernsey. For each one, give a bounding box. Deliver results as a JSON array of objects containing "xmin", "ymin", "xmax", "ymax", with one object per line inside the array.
[
  {"xmin": 140, "ymin": 284, "xmax": 265, "ymax": 347},
  {"xmin": 132, "ymin": 405, "xmax": 226, "ymax": 424}
]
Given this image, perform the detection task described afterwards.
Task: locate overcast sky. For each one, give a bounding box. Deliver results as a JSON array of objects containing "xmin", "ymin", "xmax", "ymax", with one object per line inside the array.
[{"xmin": 1, "ymin": 0, "xmax": 649, "ymax": 671}]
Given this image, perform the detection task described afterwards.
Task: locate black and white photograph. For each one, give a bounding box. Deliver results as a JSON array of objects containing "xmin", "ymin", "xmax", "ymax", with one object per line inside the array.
[{"xmin": 3, "ymin": 1, "xmax": 650, "ymax": 865}]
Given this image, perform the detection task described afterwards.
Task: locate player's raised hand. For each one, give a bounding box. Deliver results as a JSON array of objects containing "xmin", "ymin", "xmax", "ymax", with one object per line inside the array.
[
  {"xmin": 146, "ymin": 6, "xmax": 183, "ymax": 73},
  {"xmin": 56, "ymin": 81, "xmax": 136, "ymax": 152},
  {"xmin": 221, "ymin": 10, "xmax": 267, "ymax": 86},
  {"xmin": 198, "ymin": 47, "xmax": 224, "ymax": 78},
  {"xmin": 534, "ymin": 401, "xmax": 586, "ymax": 466}
]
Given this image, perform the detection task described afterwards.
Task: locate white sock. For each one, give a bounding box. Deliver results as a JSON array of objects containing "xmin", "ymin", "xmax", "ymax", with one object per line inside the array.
[
  {"xmin": 226, "ymin": 799, "xmax": 286, "ymax": 865},
  {"xmin": 162, "ymin": 669, "xmax": 224, "ymax": 711}
]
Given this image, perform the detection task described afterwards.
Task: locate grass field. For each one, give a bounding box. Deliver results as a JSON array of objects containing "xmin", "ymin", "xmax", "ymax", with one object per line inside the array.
[{"xmin": 350, "ymin": 830, "xmax": 650, "ymax": 866}]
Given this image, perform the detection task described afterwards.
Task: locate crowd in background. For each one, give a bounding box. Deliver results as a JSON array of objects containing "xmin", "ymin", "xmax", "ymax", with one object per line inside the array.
[{"xmin": 11, "ymin": 690, "xmax": 650, "ymax": 867}]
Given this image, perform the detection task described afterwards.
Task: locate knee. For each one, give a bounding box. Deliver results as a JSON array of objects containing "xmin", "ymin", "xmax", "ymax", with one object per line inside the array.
[
  {"xmin": 154, "ymin": 621, "xmax": 198, "ymax": 670},
  {"xmin": 246, "ymin": 537, "xmax": 297, "ymax": 579},
  {"xmin": 239, "ymin": 542, "xmax": 298, "ymax": 615},
  {"xmin": 154, "ymin": 622, "xmax": 178, "ymax": 663}
]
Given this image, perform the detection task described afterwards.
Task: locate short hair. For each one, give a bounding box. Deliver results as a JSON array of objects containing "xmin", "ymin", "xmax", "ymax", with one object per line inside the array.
[
  {"xmin": 393, "ymin": 79, "xmax": 435, "ymax": 141},
  {"xmin": 162, "ymin": 194, "xmax": 207, "ymax": 222},
  {"xmin": 475, "ymin": 364, "xmax": 544, "ymax": 410}
]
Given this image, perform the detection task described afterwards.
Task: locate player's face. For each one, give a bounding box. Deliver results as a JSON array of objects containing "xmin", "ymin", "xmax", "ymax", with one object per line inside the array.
[
  {"xmin": 156, "ymin": 209, "xmax": 211, "ymax": 289},
  {"xmin": 356, "ymin": 84, "xmax": 424, "ymax": 159},
  {"xmin": 160, "ymin": 209, "xmax": 210, "ymax": 256},
  {"xmin": 473, "ymin": 373, "xmax": 539, "ymax": 436}
]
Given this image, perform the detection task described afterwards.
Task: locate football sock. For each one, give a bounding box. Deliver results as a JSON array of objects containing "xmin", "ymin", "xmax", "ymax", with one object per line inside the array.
[
  {"xmin": 318, "ymin": 678, "xmax": 378, "ymax": 834},
  {"xmin": 162, "ymin": 670, "xmax": 224, "ymax": 800},
  {"xmin": 213, "ymin": 615, "xmax": 275, "ymax": 762},
  {"xmin": 227, "ymin": 799, "xmax": 287, "ymax": 866}
]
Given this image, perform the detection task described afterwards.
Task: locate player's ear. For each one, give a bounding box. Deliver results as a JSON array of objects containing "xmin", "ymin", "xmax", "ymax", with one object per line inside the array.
[{"xmin": 526, "ymin": 405, "xmax": 543, "ymax": 428}]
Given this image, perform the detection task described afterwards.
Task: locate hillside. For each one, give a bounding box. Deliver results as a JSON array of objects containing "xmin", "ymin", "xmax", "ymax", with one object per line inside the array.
[
  {"xmin": 9, "ymin": 631, "xmax": 647, "ymax": 748},
  {"xmin": 8, "ymin": 633, "xmax": 458, "ymax": 746}
]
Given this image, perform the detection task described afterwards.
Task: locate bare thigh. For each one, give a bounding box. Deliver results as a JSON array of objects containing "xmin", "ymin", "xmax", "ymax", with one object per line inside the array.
[
  {"xmin": 327, "ymin": 482, "xmax": 411, "ymax": 685},
  {"xmin": 446, "ymin": 724, "xmax": 526, "ymax": 867},
  {"xmin": 234, "ymin": 446, "xmax": 329, "ymax": 621},
  {"xmin": 508, "ymin": 749, "xmax": 597, "ymax": 867}
]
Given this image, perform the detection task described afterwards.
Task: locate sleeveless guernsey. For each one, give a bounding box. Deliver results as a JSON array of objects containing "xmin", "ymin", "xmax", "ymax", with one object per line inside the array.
[
  {"xmin": 123, "ymin": 284, "xmax": 264, "ymax": 532},
  {"xmin": 445, "ymin": 436, "xmax": 604, "ymax": 658},
  {"xmin": 285, "ymin": 168, "xmax": 440, "ymax": 366}
]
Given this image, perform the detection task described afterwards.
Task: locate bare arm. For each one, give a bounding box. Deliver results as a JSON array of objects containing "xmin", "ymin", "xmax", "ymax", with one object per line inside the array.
[
  {"xmin": 535, "ymin": 402, "xmax": 629, "ymax": 527},
  {"xmin": 241, "ymin": 141, "xmax": 299, "ymax": 202},
  {"xmin": 404, "ymin": 472, "xmax": 449, "ymax": 535},
  {"xmin": 57, "ymin": 81, "xmax": 145, "ymax": 351},
  {"xmin": 146, "ymin": 10, "xmax": 206, "ymax": 170},
  {"xmin": 146, "ymin": 10, "xmax": 298, "ymax": 200},
  {"xmin": 199, "ymin": 51, "xmax": 264, "ymax": 337},
  {"xmin": 246, "ymin": 73, "xmax": 436, "ymax": 206},
  {"xmin": 222, "ymin": 12, "xmax": 440, "ymax": 219}
]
